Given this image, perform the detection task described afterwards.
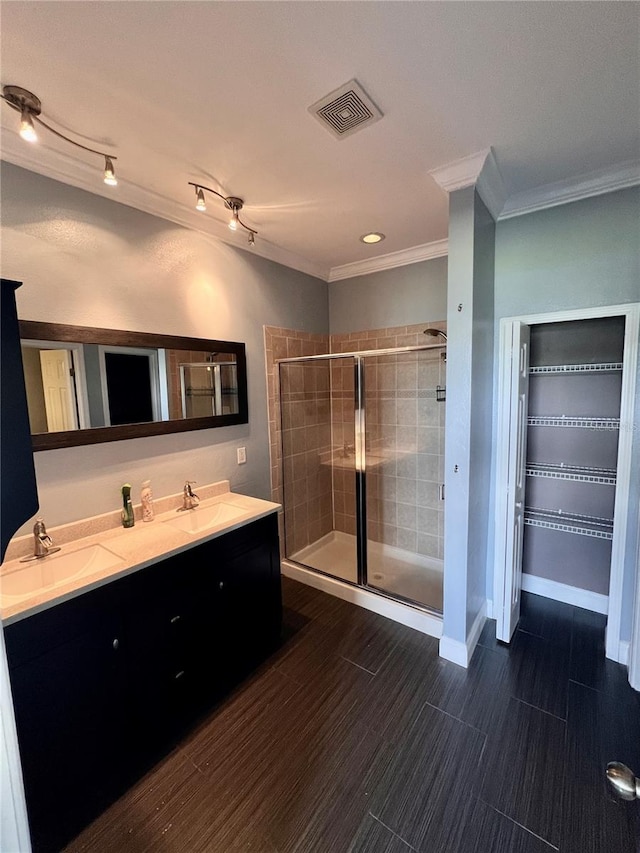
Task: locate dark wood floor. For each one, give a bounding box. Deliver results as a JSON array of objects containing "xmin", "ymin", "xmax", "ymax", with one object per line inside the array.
[{"xmin": 65, "ymin": 579, "xmax": 640, "ymax": 853}]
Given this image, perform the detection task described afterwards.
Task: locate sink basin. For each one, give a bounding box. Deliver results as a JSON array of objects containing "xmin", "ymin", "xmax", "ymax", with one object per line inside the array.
[
  {"xmin": 1, "ymin": 544, "xmax": 124, "ymax": 600},
  {"xmin": 163, "ymin": 502, "xmax": 247, "ymax": 534}
]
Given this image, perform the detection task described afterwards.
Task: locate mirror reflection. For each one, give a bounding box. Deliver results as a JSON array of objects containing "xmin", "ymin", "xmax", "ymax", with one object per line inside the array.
[
  {"xmin": 22, "ymin": 342, "xmax": 239, "ymax": 434},
  {"xmin": 18, "ymin": 321, "xmax": 247, "ymax": 450}
]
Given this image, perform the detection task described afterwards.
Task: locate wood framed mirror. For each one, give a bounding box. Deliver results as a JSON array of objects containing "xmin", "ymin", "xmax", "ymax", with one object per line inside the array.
[{"xmin": 19, "ymin": 321, "xmax": 248, "ymax": 451}]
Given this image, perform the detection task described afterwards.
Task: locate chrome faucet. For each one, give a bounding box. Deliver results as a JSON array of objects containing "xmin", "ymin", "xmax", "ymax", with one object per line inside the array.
[
  {"xmin": 342, "ymin": 441, "xmax": 355, "ymax": 458},
  {"xmin": 20, "ymin": 518, "xmax": 61, "ymax": 562},
  {"xmin": 179, "ymin": 481, "xmax": 200, "ymax": 511}
]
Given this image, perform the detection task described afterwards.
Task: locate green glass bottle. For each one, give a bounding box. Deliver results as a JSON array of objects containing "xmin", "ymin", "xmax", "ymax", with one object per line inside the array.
[{"xmin": 121, "ymin": 483, "xmax": 135, "ymax": 528}]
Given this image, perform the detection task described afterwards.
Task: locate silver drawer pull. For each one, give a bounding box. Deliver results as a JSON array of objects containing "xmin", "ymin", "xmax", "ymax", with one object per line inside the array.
[
  {"xmin": 175, "ymin": 670, "xmax": 185, "ymax": 680},
  {"xmin": 112, "ymin": 638, "xmax": 120, "ymax": 650},
  {"xmin": 170, "ymin": 615, "xmax": 181, "ymax": 624}
]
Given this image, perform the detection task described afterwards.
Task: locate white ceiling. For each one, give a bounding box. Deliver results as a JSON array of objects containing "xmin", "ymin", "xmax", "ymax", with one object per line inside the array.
[{"xmin": 1, "ymin": 2, "xmax": 638, "ymax": 280}]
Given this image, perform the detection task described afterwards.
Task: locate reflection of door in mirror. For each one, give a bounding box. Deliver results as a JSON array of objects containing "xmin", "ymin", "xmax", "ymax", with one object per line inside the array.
[
  {"xmin": 21, "ymin": 342, "xmax": 85, "ymax": 434},
  {"xmin": 98, "ymin": 347, "xmax": 163, "ymax": 427}
]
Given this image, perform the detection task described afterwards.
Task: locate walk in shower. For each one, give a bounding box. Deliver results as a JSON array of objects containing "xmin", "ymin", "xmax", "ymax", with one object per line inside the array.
[{"xmin": 278, "ymin": 343, "xmax": 445, "ymax": 613}]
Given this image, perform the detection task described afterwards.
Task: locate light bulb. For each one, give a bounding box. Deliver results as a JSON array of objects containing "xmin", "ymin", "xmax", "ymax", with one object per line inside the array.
[
  {"xmin": 228, "ymin": 214, "xmax": 238, "ymax": 232},
  {"xmin": 248, "ymin": 232, "xmax": 255, "ymax": 247},
  {"xmin": 196, "ymin": 188, "xmax": 206, "ymax": 211},
  {"xmin": 103, "ymin": 156, "xmax": 117, "ymax": 186},
  {"xmin": 19, "ymin": 108, "xmax": 37, "ymax": 142}
]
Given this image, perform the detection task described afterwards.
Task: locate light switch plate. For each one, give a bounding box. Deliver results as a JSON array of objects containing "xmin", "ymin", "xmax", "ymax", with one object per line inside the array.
[{"xmin": 237, "ymin": 447, "xmax": 247, "ymax": 465}]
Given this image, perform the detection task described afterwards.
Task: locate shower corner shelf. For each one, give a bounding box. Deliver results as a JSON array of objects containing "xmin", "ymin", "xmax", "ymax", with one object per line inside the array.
[
  {"xmin": 525, "ymin": 462, "xmax": 617, "ymax": 486},
  {"xmin": 524, "ymin": 507, "xmax": 614, "ymax": 540},
  {"xmin": 529, "ymin": 362, "xmax": 623, "ymax": 375}
]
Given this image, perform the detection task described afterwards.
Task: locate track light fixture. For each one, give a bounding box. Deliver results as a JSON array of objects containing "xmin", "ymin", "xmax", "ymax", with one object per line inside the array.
[
  {"xmin": 189, "ymin": 182, "xmax": 257, "ymax": 247},
  {"xmin": 2, "ymin": 84, "xmax": 118, "ymax": 187}
]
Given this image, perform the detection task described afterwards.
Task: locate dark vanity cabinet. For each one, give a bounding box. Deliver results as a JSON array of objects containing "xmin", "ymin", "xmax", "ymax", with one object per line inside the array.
[
  {"xmin": 1, "ymin": 279, "xmax": 39, "ymax": 561},
  {"xmin": 5, "ymin": 513, "xmax": 281, "ymax": 853}
]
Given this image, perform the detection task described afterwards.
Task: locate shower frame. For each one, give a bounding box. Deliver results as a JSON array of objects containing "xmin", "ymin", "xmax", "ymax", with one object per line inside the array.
[{"xmin": 277, "ymin": 342, "xmax": 446, "ymax": 609}]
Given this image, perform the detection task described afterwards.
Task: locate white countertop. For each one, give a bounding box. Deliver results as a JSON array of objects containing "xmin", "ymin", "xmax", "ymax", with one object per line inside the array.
[{"xmin": 0, "ymin": 488, "xmax": 280, "ymax": 625}]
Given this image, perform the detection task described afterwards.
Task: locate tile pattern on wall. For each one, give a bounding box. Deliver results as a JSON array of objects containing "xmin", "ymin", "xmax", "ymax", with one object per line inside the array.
[
  {"xmin": 330, "ymin": 324, "xmax": 446, "ymax": 559},
  {"xmin": 265, "ymin": 322, "xmax": 446, "ymax": 561},
  {"xmin": 264, "ymin": 327, "xmax": 330, "ymax": 556}
]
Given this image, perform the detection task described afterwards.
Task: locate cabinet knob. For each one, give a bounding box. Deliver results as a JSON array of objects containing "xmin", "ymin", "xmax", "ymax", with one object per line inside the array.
[
  {"xmin": 219, "ymin": 581, "xmax": 225, "ymax": 590},
  {"xmin": 112, "ymin": 638, "xmax": 120, "ymax": 650},
  {"xmin": 170, "ymin": 615, "xmax": 181, "ymax": 624}
]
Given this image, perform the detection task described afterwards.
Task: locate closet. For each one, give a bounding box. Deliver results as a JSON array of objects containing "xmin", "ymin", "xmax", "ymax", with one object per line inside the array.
[{"xmin": 522, "ymin": 316, "xmax": 625, "ymax": 606}]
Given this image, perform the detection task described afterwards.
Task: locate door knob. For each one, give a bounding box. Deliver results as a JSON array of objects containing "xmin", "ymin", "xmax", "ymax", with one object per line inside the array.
[{"xmin": 606, "ymin": 762, "xmax": 640, "ymax": 801}]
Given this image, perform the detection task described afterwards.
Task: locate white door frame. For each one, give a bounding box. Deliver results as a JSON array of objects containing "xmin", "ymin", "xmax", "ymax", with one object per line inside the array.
[
  {"xmin": 494, "ymin": 321, "xmax": 530, "ymax": 641},
  {"xmin": 494, "ymin": 302, "xmax": 640, "ymax": 667},
  {"xmin": 97, "ymin": 345, "xmax": 161, "ymax": 426}
]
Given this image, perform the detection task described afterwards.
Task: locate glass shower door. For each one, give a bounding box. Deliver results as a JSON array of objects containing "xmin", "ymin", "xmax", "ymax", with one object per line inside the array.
[
  {"xmin": 362, "ymin": 349, "xmax": 445, "ymax": 612},
  {"xmin": 279, "ymin": 356, "xmax": 358, "ymax": 584}
]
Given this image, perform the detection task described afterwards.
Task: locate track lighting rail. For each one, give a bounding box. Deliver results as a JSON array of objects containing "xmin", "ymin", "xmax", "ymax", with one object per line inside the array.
[
  {"xmin": 2, "ymin": 85, "xmax": 118, "ymax": 186},
  {"xmin": 188, "ymin": 181, "xmax": 257, "ymax": 246}
]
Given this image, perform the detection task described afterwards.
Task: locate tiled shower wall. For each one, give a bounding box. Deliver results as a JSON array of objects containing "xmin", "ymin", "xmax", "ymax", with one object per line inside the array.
[
  {"xmin": 265, "ymin": 322, "xmax": 446, "ymax": 562},
  {"xmin": 330, "ymin": 324, "xmax": 446, "ymax": 560},
  {"xmin": 264, "ymin": 327, "xmax": 330, "ymax": 556}
]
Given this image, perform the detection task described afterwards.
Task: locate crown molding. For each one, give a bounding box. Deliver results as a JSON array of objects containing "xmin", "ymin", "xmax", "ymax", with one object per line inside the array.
[
  {"xmin": 499, "ymin": 159, "xmax": 640, "ymax": 220},
  {"xmin": 475, "ymin": 148, "xmax": 506, "ymax": 220},
  {"xmin": 428, "ymin": 147, "xmax": 506, "ymax": 220},
  {"xmin": 0, "ymin": 132, "xmax": 329, "ymax": 282},
  {"xmin": 428, "ymin": 149, "xmax": 490, "ymax": 193},
  {"xmin": 328, "ymin": 239, "xmax": 448, "ymax": 282}
]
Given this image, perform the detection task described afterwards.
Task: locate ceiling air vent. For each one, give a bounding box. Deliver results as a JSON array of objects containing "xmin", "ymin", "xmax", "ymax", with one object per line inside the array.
[{"xmin": 309, "ymin": 79, "xmax": 383, "ymax": 140}]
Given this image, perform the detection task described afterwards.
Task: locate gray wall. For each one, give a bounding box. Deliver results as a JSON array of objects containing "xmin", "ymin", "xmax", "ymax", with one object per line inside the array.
[
  {"xmin": 1, "ymin": 163, "xmax": 329, "ymax": 531},
  {"xmin": 490, "ymin": 186, "xmax": 640, "ymax": 637},
  {"xmin": 328, "ymin": 257, "xmax": 447, "ymax": 333},
  {"xmin": 442, "ymin": 187, "xmax": 495, "ymax": 653}
]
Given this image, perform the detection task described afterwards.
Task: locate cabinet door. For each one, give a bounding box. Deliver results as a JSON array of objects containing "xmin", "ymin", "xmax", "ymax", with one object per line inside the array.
[
  {"xmin": 8, "ymin": 609, "xmax": 127, "ymax": 853},
  {"xmin": 215, "ymin": 516, "xmax": 282, "ymax": 680}
]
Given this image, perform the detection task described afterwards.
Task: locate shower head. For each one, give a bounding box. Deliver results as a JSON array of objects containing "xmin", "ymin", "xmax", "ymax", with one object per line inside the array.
[{"xmin": 423, "ymin": 328, "xmax": 447, "ymax": 342}]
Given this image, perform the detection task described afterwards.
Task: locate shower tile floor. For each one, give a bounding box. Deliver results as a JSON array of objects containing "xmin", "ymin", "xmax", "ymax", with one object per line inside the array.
[
  {"xmin": 291, "ymin": 530, "xmax": 443, "ymax": 612},
  {"xmin": 65, "ymin": 580, "xmax": 640, "ymax": 852}
]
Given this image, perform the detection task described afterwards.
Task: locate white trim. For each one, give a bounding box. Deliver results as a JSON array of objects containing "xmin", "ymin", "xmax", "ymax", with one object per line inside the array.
[
  {"xmin": 476, "ymin": 148, "xmax": 507, "ymax": 220},
  {"xmin": 486, "ymin": 599, "xmax": 494, "ymax": 619},
  {"xmin": 497, "ymin": 303, "xmax": 640, "ymax": 666},
  {"xmin": 428, "ymin": 148, "xmax": 492, "ymax": 194},
  {"xmin": 619, "ymin": 641, "xmax": 630, "ymax": 668},
  {"xmin": 1, "ymin": 135, "xmax": 328, "ymax": 283},
  {"xmin": 328, "ymin": 239, "xmax": 448, "ymax": 282},
  {"xmin": 439, "ymin": 602, "xmax": 486, "ymax": 669},
  {"xmin": 628, "ymin": 505, "xmax": 640, "ymax": 691},
  {"xmin": 606, "ymin": 304, "xmax": 639, "ymax": 661},
  {"xmin": 428, "ymin": 147, "xmax": 506, "ymax": 220},
  {"xmin": 0, "ymin": 627, "xmax": 32, "ymax": 852},
  {"xmin": 521, "ymin": 573, "xmax": 608, "ymax": 615},
  {"xmin": 500, "ymin": 160, "xmax": 640, "ymax": 220},
  {"xmin": 281, "ymin": 560, "xmax": 442, "ymax": 639}
]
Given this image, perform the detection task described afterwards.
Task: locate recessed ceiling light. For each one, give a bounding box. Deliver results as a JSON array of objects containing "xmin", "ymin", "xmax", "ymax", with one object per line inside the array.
[{"xmin": 360, "ymin": 232, "xmax": 385, "ymax": 244}]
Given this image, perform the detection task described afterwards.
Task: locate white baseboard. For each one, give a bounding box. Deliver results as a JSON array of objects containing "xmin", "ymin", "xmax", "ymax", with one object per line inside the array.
[
  {"xmin": 618, "ymin": 641, "xmax": 630, "ymax": 666},
  {"xmin": 439, "ymin": 602, "xmax": 487, "ymax": 669},
  {"xmin": 281, "ymin": 560, "xmax": 443, "ymax": 639},
  {"xmin": 522, "ymin": 573, "xmax": 608, "ymax": 615},
  {"xmin": 486, "ymin": 599, "xmax": 494, "ymax": 619}
]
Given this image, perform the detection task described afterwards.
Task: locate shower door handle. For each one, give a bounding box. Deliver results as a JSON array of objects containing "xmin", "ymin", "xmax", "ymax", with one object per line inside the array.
[{"xmin": 438, "ymin": 484, "xmax": 445, "ymax": 501}]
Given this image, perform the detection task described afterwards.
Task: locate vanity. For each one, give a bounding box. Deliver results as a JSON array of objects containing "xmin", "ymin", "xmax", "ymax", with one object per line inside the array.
[{"xmin": 1, "ymin": 487, "xmax": 281, "ymax": 853}]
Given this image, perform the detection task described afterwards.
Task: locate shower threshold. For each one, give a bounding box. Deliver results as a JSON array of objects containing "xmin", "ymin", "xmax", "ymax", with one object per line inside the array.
[{"xmin": 290, "ymin": 530, "xmax": 443, "ymax": 614}]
